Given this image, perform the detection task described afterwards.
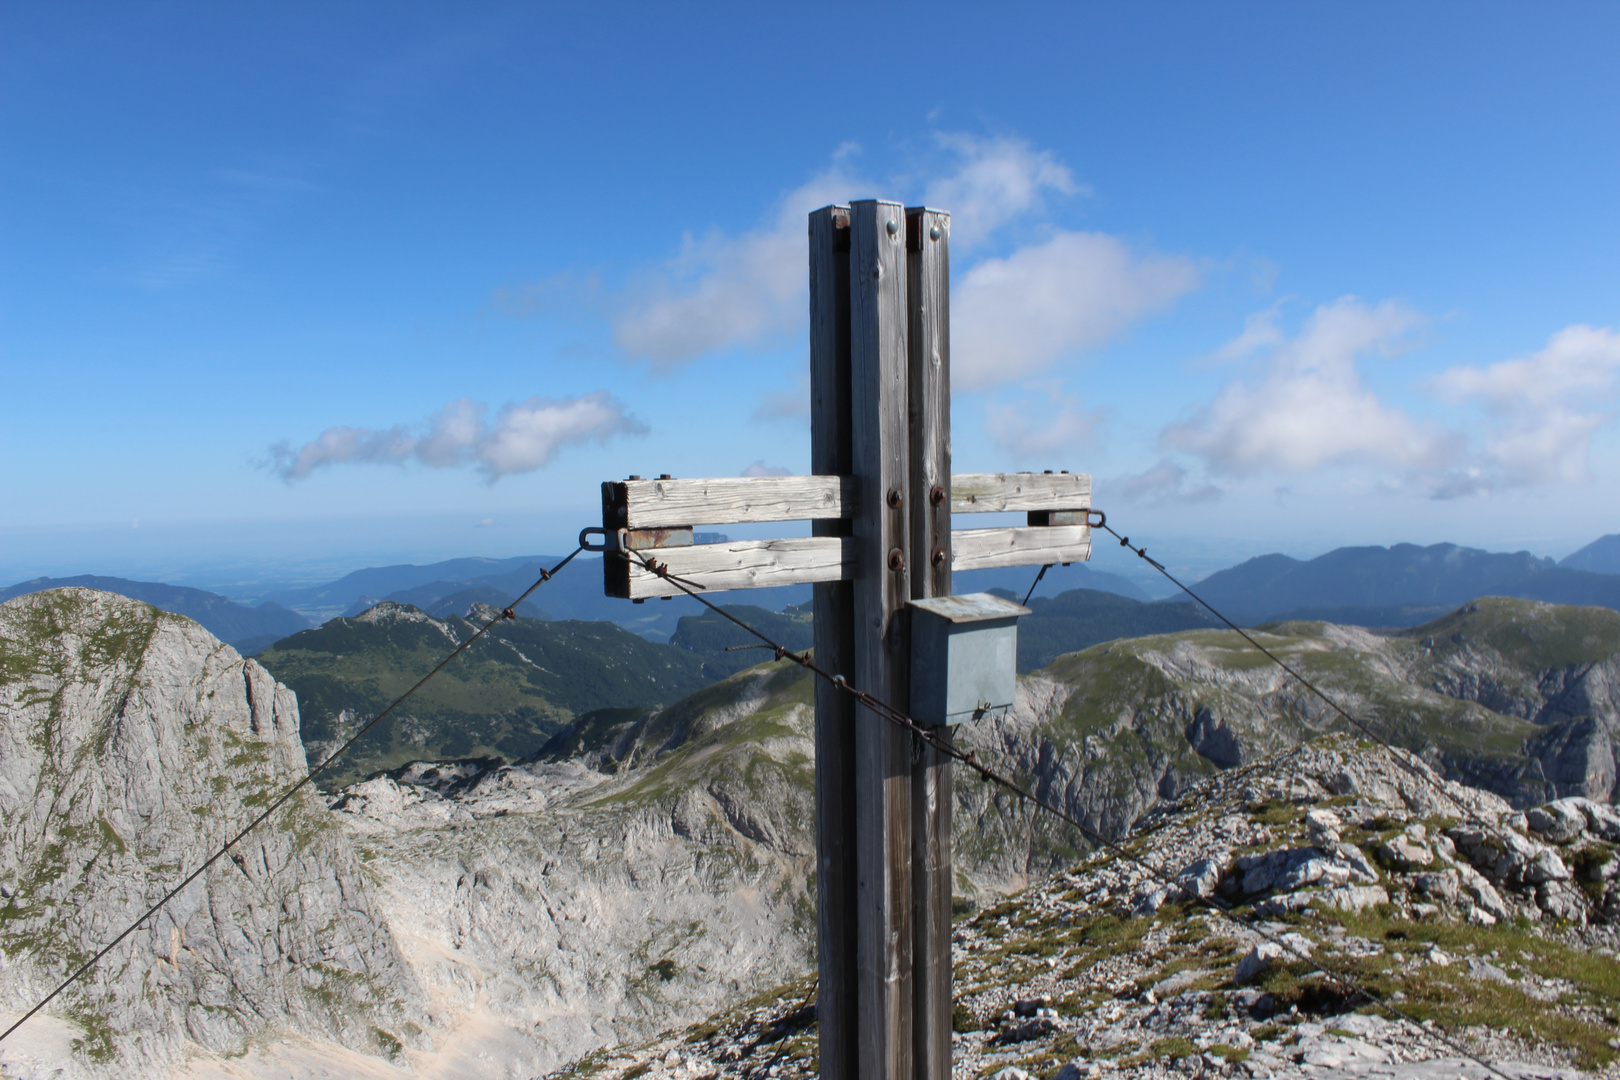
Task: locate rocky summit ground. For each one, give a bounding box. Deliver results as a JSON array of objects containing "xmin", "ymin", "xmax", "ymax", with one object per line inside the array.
[{"xmin": 562, "ymin": 735, "xmax": 1620, "ymax": 1080}]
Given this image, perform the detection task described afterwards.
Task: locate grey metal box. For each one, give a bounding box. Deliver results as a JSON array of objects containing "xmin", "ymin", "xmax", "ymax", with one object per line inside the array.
[{"xmin": 908, "ymin": 592, "xmax": 1030, "ymax": 726}]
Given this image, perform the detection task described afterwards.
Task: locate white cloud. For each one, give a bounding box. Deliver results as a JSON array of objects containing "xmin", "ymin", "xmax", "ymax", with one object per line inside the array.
[
  {"xmin": 921, "ymin": 133, "xmax": 1080, "ymax": 247},
  {"xmin": 1111, "ymin": 460, "xmax": 1221, "ymax": 506},
  {"xmin": 270, "ymin": 392, "xmax": 646, "ymax": 482},
  {"xmin": 753, "ymin": 373, "xmax": 810, "ymax": 421},
  {"xmin": 1210, "ymin": 301, "xmax": 1286, "ymax": 362},
  {"xmin": 953, "ymin": 231, "xmax": 1200, "ymax": 390},
  {"xmin": 1163, "ymin": 297, "xmax": 1454, "ymax": 478},
  {"xmin": 609, "ymin": 133, "xmax": 1175, "ymax": 377},
  {"xmin": 612, "ymin": 166, "xmax": 862, "ymax": 368},
  {"xmin": 1429, "ymin": 325, "xmax": 1620, "ymax": 486},
  {"xmin": 984, "ymin": 384, "xmax": 1103, "ymax": 461},
  {"xmin": 740, "ymin": 461, "xmax": 791, "ymax": 477}
]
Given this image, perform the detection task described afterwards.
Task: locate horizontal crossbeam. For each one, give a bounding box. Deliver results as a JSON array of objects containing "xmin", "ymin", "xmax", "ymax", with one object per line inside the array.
[
  {"xmin": 607, "ymin": 476, "xmax": 856, "ymax": 528},
  {"xmin": 613, "ymin": 536, "xmax": 856, "ymax": 599},
  {"xmin": 605, "ymin": 471, "xmax": 1089, "ymax": 529},
  {"xmin": 609, "ymin": 526, "xmax": 1092, "ymax": 598},
  {"xmin": 950, "ymin": 525, "xmax": 1091, "ymax": 572},
  {"xmin": 951, "ymin": 472, "xmax": 1090, "ymax": 514}
]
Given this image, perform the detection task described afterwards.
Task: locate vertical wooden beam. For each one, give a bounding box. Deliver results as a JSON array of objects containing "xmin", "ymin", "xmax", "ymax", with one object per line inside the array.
[
  {"xmin": 905, "ymin": 208, "xmax": 952, "ymax": 606},
  {"xmin": 849, "ymin": 198, "xmax": 913, "ymax": 1080},
  {"xmin": 810, "ymin": 204, "xmax": 858, "ymax": 1080},
  {"xmin": 905, "ymin": 206, "xmax": 952, "ymax": 1080}
]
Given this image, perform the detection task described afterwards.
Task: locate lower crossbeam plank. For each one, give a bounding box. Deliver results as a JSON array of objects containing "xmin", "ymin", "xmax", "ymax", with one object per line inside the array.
[
  {"xmin": 949, "ymin": 525, "xmax": 1091, "ymax": 572},
  {"xmin": 620, "ymin": 536, "xmax": 857, "ymax": 599}
]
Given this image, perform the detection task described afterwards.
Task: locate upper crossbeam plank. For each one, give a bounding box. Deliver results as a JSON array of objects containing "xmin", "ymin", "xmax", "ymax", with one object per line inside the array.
[
  {"xmin": 608, "ymin": 472, "xmax": 1087, "ymax": 529},
  {"xmin": 951, "ymin": 472, "xmax": 1090, "ymax": 514},
  {"xmin": 611, "ymin": 536, "xmax": 856, "ymax": 599},
  {"xmin": 608, "ymin": 476, "xmax": 855, "ymax": 528}
]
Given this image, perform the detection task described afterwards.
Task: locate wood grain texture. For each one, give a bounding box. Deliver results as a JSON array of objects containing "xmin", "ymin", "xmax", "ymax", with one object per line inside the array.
[
  {"xmin": 620, "ymin": 536, "xmax": 854, "ymax": 598},
  {"xmin": 610, "ymin": 471, "xmax": 1087, "ymax": 528},
  {"xmin": 850, "ymin": 199, "xmax": 913, "ymax": 1080},
  {"xmin": 908, "ymin": 209, "xmax": 951, "ymax": 603},
  {"xmin": 951, "ymin": 472, "xmax": 1091, "ymax": 513},
  {"xmin": 905, "ymin": 206, "xmax": 952, "ymax": 1080},
  {"xmin": 810, "ymin": 204, "xmax": 858, "ymax": 1080},
  {"xmin": 620, "ymin": 475, "xmax": 854, "ymax": 527},
  {"xmin": 949, "ymin": 525, "xmax": 1092, "ymax": 571}
]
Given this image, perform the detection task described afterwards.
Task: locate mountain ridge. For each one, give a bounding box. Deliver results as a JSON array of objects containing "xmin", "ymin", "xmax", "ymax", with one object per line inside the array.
[
  {"xmin": 0, "ymin": 574, "xmax": 310, "ymax": 650},
  {"xmin": 1562, "ymin": 533, "xmax": 1620, "ymax": 575},
  {"xmin": 1182, "ymin": 542, "xmax": 1620, "ymax": 625},
  {"xmin": 253, "ymin": 600, "xmax": 717, "ymax": 787}
]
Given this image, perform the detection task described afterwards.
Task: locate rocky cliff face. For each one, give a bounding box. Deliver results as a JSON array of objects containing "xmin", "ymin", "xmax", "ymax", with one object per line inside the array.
[
  {"xmin": 0, "ymin": 589, "xmax": 422, "ymax": 1079},
  {"xmin": 1, "ymin": 595, "xmax": 828, "ymax": 1080},
  {"xmin": 8, "ymin": 590, "xmax": 1620, "ymax": 1080},
  {"xmin": 315, "ymin": 662, "xmax": 821, "ymax": 1080},
  {"xmin": 581, "ymin": 735, "xmax": 1620, "ymax": 1080}
]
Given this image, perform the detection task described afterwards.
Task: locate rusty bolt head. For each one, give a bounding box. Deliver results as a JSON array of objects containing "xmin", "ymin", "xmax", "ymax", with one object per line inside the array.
[
  {"xmin": 886, "ymin": 487, "xmax": 903, "ymax": 509},
  {"xmin": 929, "ymin": 485, "xmax": 946, "ymax": 507},
  {"xmin": 931, "ymin": 547, "xmax": 947, "ymax": 568},
  {"xmin": 627, "ymin": 474, "xmax": 642, "ymax": 481},
  {"xmin": 887, "ymin": 548, "xmax": 905, "ymax": 572}
]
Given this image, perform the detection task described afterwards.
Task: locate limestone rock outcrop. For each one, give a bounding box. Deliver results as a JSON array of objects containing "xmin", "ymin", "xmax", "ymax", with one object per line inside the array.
[
  {"xmin": 582, "ymin": 735, "xmax": 1620, "ymax": 1080},
  {"xmin": 0, "ymin": 589, "xmax": 423, "ymax": 1079}
]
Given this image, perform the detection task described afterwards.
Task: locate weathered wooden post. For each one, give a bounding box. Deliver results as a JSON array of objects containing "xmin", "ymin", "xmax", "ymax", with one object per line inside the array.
[
  {"xmin": 811, "ymin": 200, "xmax": 953, "ymax": 1080},
  {"xmin": 597, "ymin": 196, "xmax": 1091, "ymax": 1080},
  {"xmin": 905, "ymin": 205, "xmax": 953, "ymax": 1080},
  {"xmin": 808, "ymin": 203, "xmax": 859, "ymax": 1080}
]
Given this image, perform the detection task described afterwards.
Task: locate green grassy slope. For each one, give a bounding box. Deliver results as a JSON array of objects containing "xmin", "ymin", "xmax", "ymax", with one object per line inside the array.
[
  {"xmin": 256, "ymin": 604, "xmax": 711, "ymax": 787},
  {"xmin": 668, "ymin": 604, "xmax": 815, "ymax": 680},
  {"xmin": 1006, "ymin": 588, "xmax": 1218, "ymax": 671}
]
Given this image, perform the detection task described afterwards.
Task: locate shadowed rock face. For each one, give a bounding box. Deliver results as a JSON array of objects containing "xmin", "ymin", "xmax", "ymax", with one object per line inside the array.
[{"xmin": 0, "ymin": 589, "xmax": 423, "ymax": 1079}]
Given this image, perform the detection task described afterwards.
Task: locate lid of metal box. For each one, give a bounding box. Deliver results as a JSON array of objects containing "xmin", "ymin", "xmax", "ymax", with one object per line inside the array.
[{"xmin": 908, "ymin": 592, "xmax": 1030, "ymax": 625}]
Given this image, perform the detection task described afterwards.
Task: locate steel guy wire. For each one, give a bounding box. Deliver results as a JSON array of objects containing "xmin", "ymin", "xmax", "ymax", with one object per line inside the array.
[
  {"xmin": 1021, "ymin": 563, "xmax": 1053, "ymax": 606},
  {"xmin": 1096, "ymin": 521, "xmax": 1475, "ymax": 821},
  {"xmin": 616, "ymin": 546, "xmax": 1514, "ymax": 1080},
  {"xmin": 0, "ymin": 546, "xmax": 586, "ymax": 1047},
  {"xmin": 760, "ymin": 975, "xmax": 819, "ymax": 1075}
]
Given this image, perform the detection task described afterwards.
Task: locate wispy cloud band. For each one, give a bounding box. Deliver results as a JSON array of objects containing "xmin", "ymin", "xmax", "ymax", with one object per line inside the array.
[{"xmin": 269, "ymin": 392, "xmax": 646, "ymax": 482}]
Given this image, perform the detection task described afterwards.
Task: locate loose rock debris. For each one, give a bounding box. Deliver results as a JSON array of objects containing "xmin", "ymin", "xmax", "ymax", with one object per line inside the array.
[{"xmin": 551, "ymin": 735, "xmax": 1620, "ymax": 1080}]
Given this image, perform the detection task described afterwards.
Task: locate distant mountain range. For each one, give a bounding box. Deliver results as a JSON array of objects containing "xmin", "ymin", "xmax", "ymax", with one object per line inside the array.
[
  {"xmin": 1183, "ymin": 541, "xmax": 1620, "ymax": 626},
  {"xmin": 260, "ymin": 553, "xmax": 1147, "ymax": 640},
  {"xmin": 341, "ymin": 558, "xmax": 803, "ymax": 642},
  {"xmin": 245, "ymin": 535, "xmax": 1618, "ymax": 640},
  {"xmin": 0, "ymin": 575, "xmax": 309, "ymax": 651},
  {"xmin": 264, "ymin": 555, "xmax": 546, "ymax": 619},
  {"xmin": 10, "ymin": 534, "xmax": 1616, "ymax": 657},
  {"xmin": 1561, "ymin": 532, "xmax": 1620, "ymax": 574}
]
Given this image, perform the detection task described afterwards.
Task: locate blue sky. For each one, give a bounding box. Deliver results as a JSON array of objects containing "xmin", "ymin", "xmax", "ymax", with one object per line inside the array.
[{"xmin": 3, "ymin": 2, "xmax": 1618, "ymax": 592}]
